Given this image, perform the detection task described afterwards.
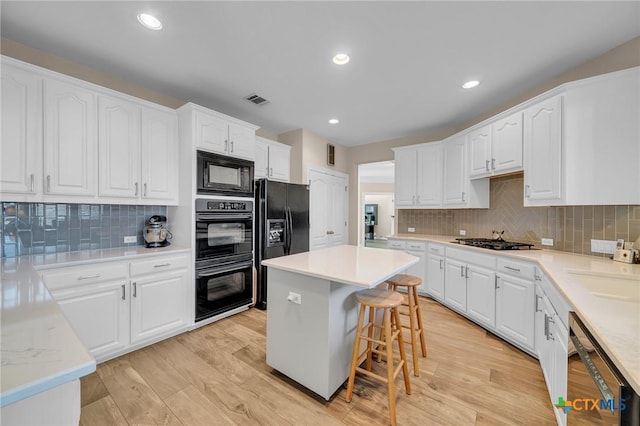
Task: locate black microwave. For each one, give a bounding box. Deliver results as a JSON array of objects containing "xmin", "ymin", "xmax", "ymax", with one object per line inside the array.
[{"xmin": 197, "ymin": 150, "xmax": 254, "ymax": 197}]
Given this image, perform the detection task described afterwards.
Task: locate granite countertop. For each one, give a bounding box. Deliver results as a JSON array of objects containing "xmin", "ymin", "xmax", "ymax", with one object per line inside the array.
[
  {"xmin": 389, "ymin": 234, "xmax": 640, "ymax": 395},
  {"xmin": 0, "ymin": 245, "xmax": 191, "ymax": 407},
  {"xmin": 261, "ymin": 244, "xmax": 418, "ymax": 288}
]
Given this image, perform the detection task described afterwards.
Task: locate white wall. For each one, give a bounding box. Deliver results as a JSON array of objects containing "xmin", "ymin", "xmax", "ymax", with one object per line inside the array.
[{"xmin": 363, "ymin": 193, "xmax": 394, "ymax": 238}]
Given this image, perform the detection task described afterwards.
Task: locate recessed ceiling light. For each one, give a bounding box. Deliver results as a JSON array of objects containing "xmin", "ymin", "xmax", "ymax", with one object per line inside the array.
[
  {"xmin": 137, "ymin": 13, "xmax": 163, "ymax": 30},
  {"xmin": 328, "ymin": 118, "xmax": 339, "ymax": 124},
  {"xmin": 462, "ymin": 80, "xmax": 480, "ymax": 89},
  {"xmin": 332, "ymin": 53, "xmax": 350, "ymax": 65}
]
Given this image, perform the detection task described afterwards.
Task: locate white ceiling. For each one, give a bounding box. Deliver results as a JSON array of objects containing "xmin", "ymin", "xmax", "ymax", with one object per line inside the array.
[{"xmin": 2, "ymin": 2, "xmax": 639, "ymax": 147}]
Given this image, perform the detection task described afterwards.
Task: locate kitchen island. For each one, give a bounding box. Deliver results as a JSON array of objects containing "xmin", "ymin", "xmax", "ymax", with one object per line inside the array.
[{"xmin": 262, "ymin": 244, "xmax": 418, "ymax": 399}]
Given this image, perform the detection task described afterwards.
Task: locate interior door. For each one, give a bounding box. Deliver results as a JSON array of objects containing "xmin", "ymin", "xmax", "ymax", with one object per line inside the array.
[
  {"xmin": 328, "ymin": 175, "xmax": 348, "ymax": 246},
  {"xmin": 308, "ymin": 169, "xmax": 330, "ymax": 250}
]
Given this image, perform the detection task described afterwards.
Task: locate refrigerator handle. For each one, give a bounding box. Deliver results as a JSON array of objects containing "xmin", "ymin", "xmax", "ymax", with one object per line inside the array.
[{"xmin": 286, "ymin": 206, "xmax": 293, "ymax": 255}]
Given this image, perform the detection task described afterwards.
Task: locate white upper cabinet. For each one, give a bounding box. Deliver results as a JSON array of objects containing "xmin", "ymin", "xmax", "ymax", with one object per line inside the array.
[
  {"xmin": 255, "ymin": 136, "xmax": 291, "ymax": 182},
  {"xmin": 469, "ymin": 112, "xmax": 523, "ymax": 180},
  {"xmin": 523, "ymin": 96, "xmax": 563, "ymax": 205},
  {"xmin": 442, "ymin": 135, "xmax": 466, "ymax": 206},
  {"xmin": 43, "ymin": 78, "xmax": 97, "ymax": 197},
  {"xmin": 492, "ymin": 111, "xmax": 523, "ymax": 174},
  {"xmin": 0, "ymin": 61, "xmax": 42, "ymax": 197},
  {"xmin": 394, "ymin": 147, "xmax": 419, "ymax": 207},
  {"xmin": 415, "ymin": 143, "xmax": 442, "ymax": 206},
  {"xmin": 98, "ymin": 95, "xmax": 141, "ymax": 198},
  {"xmin": 194, "ymin": 109, "xmax": 255, "ymax": 160},
  {"xmin": 394, "ymin": 142, "xmax": 442, "ymax": 208},
  {"xmin": 468, "ymin": 125, "xmax": 492, "ymax": 178},
  {"xmin": 140, "ymin": 107, "xmax": 178, "ymax": 202}
]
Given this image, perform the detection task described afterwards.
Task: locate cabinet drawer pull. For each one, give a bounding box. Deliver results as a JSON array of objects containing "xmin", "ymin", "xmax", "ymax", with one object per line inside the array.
[
  {"xmin": 460, "ymin": 265, "xmax": 465, "ymax": 277},
  {"xmin": 504, "ymin": 266, "xmax": 521, "ymax": 272},
  {"xmin": 491, "ymin": 158, "xmax": 496, "ymax": 170},
  {"xmin": 270, "ymin": 167, "xmax": 273, "ymax": 176},
  {"xmin": 30, "ymin": 173, "xmax": 35, "ymax": 192},
  {"xmin": 485, "ymin": 160, "xmax": 490, "ymax": 171},
  {"xmin": 535, "ymin": 295, "xmax": 542, "ymax": 312},
  {"xmin": 133, "ymin": 282, "xmax": 137, "ymax": 297},
  {"xmin": 430, "ymin": 248, "xmax": 439, "ymax": 252},
  {"xmin": 144, "ymin": 183, "xmax": 147, "ymax": 197},
  {"xmin": 525, "ymin": 184, "xmax": 531, "ymax": 198},
  {"xmin": 121, "ymin": 284, "xmax": 126, "ymax": 300},
  {"xmin": 78, "ymin": 273, "xmax": 101, "ymax": 280},
  {"xmin": 154, "ymin": 263, "xmax": 171, "ymax": 268},
  {"xmin": 461, "ymin": 191, "xmax": 466, "ymax": 202},
  {"xmin": 495, "ymin": 275, "xmax": 500, "ymax": 289},
  {"xmin": 439, "ymin": 259, "xmax": 443, "ymax": 269},
  {"xmin": 135, "ymin": 182, "xmax": 139, "ymax": 196}
]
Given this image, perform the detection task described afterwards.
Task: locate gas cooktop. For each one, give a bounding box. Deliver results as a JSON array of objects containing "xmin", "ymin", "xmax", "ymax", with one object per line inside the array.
[{"xmin": 454, "ymin": 238, "xmax": 535, "ymax": 250}]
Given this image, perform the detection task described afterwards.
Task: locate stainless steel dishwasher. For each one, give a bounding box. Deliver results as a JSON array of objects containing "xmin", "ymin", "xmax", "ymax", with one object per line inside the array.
[{"xmin": 567, "ymin": 313, "xmax": 639, "ymax": 425}]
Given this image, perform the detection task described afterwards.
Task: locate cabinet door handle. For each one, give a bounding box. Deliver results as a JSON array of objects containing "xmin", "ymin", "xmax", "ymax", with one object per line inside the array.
[
  {"xmin": 504, "ymin": 266, "xmax": 521, "ymax": 272},
  {"xmin": 230, "ymin": 141, "xmax": 234, "ymax": 152},
  {"xmin": 485, "ymin": 160, "xmax": 490, "ymax": 171},
  {"xmin": 270, "ymin": 167, "xmax": 273, "ymax": 177},
  {"xmin": 465, "ymin": 266, "xmax": 469, "ymax": 279},
  {"xmin": 534, "ymin": 274, "xmax": 542, "ymax": 281},
  {"xmin": 225, "ymin": 140, "xmax": 228, "ymax": 152},
  {"xmin": 544, "ymin": 314, "xmax": 549, "ymax": 338},
  {"xmin": 439, "ymin": 259, "xmax": 443, "ymax": 269},
  {"xmin": 525, "ymin": 184, "xmax": 531, "ymax": 198},
  {"xmin": 461, "ymin": 191, "xmax": 466, "ymax": 202},
  {"xmin": 30, "ymin": 173, "xmax": 35, "ymax": 192},
  {"xmin": 154, "ymin": 263, "xmax": 171, "ymax": 268},
  {"xmin": 121, "ymin": 284, "xmax": 126, "ymax": 300},
  {"xmin": 460, "ymin": 265, "xmax": 465, "ymax": 277},
  {"xmin": 135, "ymin": 182, "xmax": 139, "ymax": 196},
  {"xmin": 133, "ymin": 282, "xmax": 137, "ymax": 297},
  {"xmin": 78, "ymin": 273, "xmax": 101, "ymax": 280},
  {"xmin": 491, "ymin": 158, "xmax": 496, "ymax": 170},
  {"xmin": 495, "ymin": 275, "xmax": 500, "ymax": 289},
  {"xmin": 548, "ymin": 316, "xmax": 555, "ymax": 341},
  {"xmin": 47, "ymin": 175, "xmax": 51, "ymax": 192},
  {"xmin": 535, "ymin": 295, "xmax": 542, "ymax": 312}
]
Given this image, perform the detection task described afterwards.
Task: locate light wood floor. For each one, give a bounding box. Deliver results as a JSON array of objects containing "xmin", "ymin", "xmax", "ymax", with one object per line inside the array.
[{"xmin": 80, "ymin": 297, "xmax": 557, "ymax": 425}]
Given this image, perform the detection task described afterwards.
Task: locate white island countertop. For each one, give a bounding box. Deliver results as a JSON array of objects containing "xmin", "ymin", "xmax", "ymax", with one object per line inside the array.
[{"xmin": 262, "ymin": 245, "xmax": 419, "ymax": 288}]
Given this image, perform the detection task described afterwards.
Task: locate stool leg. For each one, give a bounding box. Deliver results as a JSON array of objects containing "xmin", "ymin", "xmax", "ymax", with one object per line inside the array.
[
  {"xmin": 346, "ymin": 304, "xmax": 366, "ymax": 403},
  {"xmin": 383, "ymin": 308, "xmax": 397, "ymax": 426},
  {"xmin": 407, "ymin": 286, "xmax": 419, "ymax": 376},
  {"xmin": 365, "ymin": 306, "xmax": 375, "ymax": 371},
  {"xmin": 413, "ymin": 286, "xmax": 427, "ymax": 357},
  {"xmin": 393, "ymin": 306, "xmax": 411, "ymax": 396}
]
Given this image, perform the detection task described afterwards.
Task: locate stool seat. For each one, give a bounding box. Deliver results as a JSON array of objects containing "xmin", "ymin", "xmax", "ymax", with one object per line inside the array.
[
  {"xmin": 386, "ymin": 273, "xmax": 422, "ymax": 288},
  {"xmin": 355, "ymin": 288, "xmax": 403, "ymax": 309}
]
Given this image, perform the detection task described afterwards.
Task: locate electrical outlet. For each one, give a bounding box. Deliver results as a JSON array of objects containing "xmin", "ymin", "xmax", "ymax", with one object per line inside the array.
[
  {"xmin": 123, "ymin": 236, "xmax": 137, "ymax": 243},
  {"xmin": 407, "ymin": 227, "xmax": 416, "ymax": 233},
  {"xmin": 541, "ymin": 238, "xmax": 554, "ymax": 246},
  {"xmin": 459, "ymin": 230, "xmax": 466, "ymax": 236},
  {"xmin": 287, "ymin": 291, "xmax": 302, "ymax": 304},
  {"xmin": 591, "ymin": 239, "xmax": 617, "ymax": 254}
]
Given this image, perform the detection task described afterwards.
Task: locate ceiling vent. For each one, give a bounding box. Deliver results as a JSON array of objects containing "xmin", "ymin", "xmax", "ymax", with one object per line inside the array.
[{"xmin": 244, "ymin": 93, "xmax": 270, "ymax": 106}]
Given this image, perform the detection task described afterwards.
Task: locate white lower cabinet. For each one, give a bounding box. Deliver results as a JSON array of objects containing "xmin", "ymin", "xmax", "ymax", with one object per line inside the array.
[
  {"xmin": 466, "ymin": 264, "xmax": 496, "ymax": 328},
  {"xmin": 444, "ymin": 247, "xmax": 496, "ymax": 318},
  {"xmin": 425, "ymin": 244, "xmax": 445, "ymax": 301},
  {"xmin": 496, "ymin": 273, "xmax": 535, "ymax": 351},
  {"xmin": 386, "ymin": 239, "xmax": 427, "ymax": 294},
  {"xmin": 444, "ymin": 258, "xmax": 467, "ymax": 311},
  {"xmin": 43, "ymin": 253, "xmax": 190, "ymax": 362}
]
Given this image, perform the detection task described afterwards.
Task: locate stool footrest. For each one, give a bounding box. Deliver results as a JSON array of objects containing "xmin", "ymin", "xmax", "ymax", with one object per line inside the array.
[{"xmin": 355, "ymin": 366, "xmax": 388, "ymax": 384}]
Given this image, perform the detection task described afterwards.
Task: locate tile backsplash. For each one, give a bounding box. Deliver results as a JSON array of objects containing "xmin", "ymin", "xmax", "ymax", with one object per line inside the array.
[
  {"xmin": 397, "ymin": 174, "xmax": 640, "ymax": 257},
  {"xmin": 1, "ymin": 202, "xmax": 167, "ymax": 258}
]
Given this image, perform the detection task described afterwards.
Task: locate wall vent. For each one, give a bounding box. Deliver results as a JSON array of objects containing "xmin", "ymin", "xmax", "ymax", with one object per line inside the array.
[{"xmin": 244, "ymin": 93, "xmax": 270, "ymax": 106}]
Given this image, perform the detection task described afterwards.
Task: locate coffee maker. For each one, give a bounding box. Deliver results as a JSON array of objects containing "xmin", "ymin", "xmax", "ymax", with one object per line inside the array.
[{"xmin": 143, "ymin": 215, "xmax": 171, "ymax": 248}]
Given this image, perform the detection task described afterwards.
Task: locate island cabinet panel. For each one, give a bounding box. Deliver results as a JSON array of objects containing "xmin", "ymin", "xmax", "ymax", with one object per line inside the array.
[{"xmin": 266, "ymin": 268, "xmax": 361, "ymax": 400}]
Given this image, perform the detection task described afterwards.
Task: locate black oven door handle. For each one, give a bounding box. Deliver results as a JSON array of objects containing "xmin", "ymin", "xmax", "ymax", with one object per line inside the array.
[
  {"xmin": 569, "ymin": 333, "xmax": 615, "ymax": 403},
  {"xmin": 196, "ymin": 261, "xmax": 253, "ymax": 278},
  {"xmin": 196, "ymin": 213, "xmax": 252, "ymax": 221}
]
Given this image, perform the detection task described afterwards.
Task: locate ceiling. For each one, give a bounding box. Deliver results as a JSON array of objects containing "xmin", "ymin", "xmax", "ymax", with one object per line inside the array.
[{"xmin": 2, "ymin": 2, "xmax": 639, "ymax": 147}]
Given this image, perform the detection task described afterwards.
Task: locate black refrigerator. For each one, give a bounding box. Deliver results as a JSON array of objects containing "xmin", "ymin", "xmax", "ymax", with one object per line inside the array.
[{"xmin": 254, "ymin": 179, "xmax": 309, "ymax": 310}]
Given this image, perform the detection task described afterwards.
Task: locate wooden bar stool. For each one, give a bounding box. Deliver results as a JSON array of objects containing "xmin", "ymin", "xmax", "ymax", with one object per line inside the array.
[
  {"xmin": 386, "ymin": 274, "xmax": 427, "ymax": 377},
  {"xmin": 346, "ymin": 288, "xmax": 411, "ymax": 426}
]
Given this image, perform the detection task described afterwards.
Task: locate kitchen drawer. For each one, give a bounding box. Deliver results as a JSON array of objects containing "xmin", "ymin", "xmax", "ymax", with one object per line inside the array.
[
  {"xmin": 406, "ymin": 241, "xmax": 426, "ymax": 251},
  {"xmin": 387, "ymin": 239, "xmax": 406, "ymax": 250},
  {"xmin": 130, "ymin": 255, "xmax": 189, "ymax": 277},
  {"xmin": 497, "ymin": 258, "xmax": 536, "ymax": 281},
  {"xmin": 427, "ymin": 243, "xmax": 445, "ymax": 256},
  {"xmin": 446, "ymin": 246, "xmax": 496, "ymax": 269},
  {"xmin": 41, "ymin": 262, "xmax": 128, "ymax": 291}
]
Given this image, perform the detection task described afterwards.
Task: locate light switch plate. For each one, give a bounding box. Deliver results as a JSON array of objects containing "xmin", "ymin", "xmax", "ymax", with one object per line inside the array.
[
  {"xmin": 407, "ymin": 227, "xmax": 416, "ymax": 233},
  {"xmin": 591, "ymin": 239, "xmax": 617, "ymax": 254},
  {"xmin": 287, "ymin": 292, "xmax": 302, "ymax": 304},
  {"xmin": 541, "ymin": 238, "xmax": 554, "ymax": 246},
  {"xmin": 459, "ymin": 230, "xmax": 466, "ymax": 236}
]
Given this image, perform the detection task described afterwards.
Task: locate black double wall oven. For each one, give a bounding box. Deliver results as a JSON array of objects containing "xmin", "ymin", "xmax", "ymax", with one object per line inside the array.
[{"xmin": 195, "ymin": 198, "xmax": 254, "ymax": 322}]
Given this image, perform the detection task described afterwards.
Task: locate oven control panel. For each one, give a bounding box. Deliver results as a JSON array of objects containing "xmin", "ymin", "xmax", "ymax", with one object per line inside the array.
[{"xmin": 195, "ymin": 199, "xmax": 253, "ymax": 212}]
